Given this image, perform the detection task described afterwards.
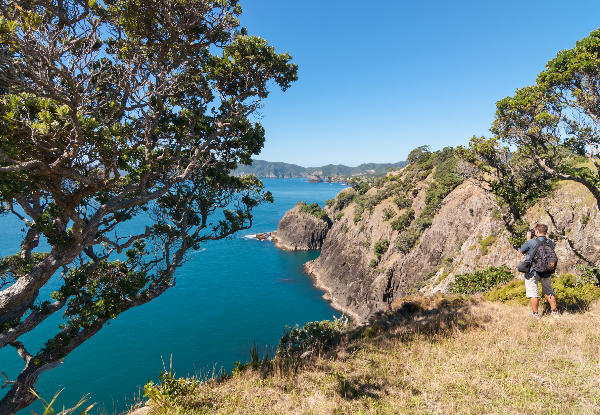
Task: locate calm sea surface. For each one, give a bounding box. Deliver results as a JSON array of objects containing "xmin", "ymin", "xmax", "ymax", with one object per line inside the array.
[{"xmin": 0, "ymin": 178, "xmax": 346, "ymax": 414}]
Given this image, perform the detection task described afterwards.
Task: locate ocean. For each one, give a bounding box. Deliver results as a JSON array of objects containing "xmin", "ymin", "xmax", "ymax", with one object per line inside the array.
[{"xmin": 0, "ymin": 178, "xmax": 346, "ymax": 414}]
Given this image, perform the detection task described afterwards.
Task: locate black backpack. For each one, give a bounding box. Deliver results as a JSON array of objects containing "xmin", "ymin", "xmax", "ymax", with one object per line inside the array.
[{"xmin": 531, "ymin": 238, "xmax": 558, "ymax": 274}]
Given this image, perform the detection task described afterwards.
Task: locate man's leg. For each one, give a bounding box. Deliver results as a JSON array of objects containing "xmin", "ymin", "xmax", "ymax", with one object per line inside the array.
[
  {"xmin": 524, "ymin": 274, "xmax": 540, "ymax": 316},
  {"xmin": 530, "ymin": 297, "xmax": 539, "ymax": 313},
  {"xmin": 540, "ymin": 277, "xmax": 557, "ymax": 312},
  {"xmin": 547, "ymin": 295, "xmax": 557, "ymax": 311}
]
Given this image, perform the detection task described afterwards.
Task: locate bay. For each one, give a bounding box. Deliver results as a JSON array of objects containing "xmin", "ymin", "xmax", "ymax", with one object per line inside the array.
[{"xmin": 0, "ymin": 178, "xmax": 346, "ymax": 414}]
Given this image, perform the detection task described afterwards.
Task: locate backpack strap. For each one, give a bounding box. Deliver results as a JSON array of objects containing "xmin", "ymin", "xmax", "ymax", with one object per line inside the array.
[{"xmin": 529, "ymin": 238, "xmax": 542, "ymax": 261}]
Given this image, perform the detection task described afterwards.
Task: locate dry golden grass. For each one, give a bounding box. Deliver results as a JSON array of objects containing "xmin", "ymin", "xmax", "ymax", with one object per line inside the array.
[{"xmin": 143, "ymin": 296, "xmax": 600, "ymax": 414}]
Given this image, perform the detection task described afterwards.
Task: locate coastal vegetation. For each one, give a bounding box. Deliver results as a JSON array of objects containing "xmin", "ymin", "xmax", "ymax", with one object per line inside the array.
[
  {"xmin": 0, "ymin": 0, "xmax": 297, "ymax": 412},
  {"xmin": 138, "ymin": 293, "xmax": 600, "ymax": 414},
  {"xmin": 296, "ymin": 202, "xmax": 328, "ymax": 221}
]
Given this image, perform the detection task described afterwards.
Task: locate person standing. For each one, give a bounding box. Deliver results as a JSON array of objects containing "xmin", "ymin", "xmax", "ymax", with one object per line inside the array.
[{"xmin": 520, "ymin": 223, "xmax": 559, "ymax": 319}]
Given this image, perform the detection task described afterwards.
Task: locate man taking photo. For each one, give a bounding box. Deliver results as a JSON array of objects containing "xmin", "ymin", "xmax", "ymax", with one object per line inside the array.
[{"xmin": 520, "ymin": 223, "xmax": 559, "ymax": 319}]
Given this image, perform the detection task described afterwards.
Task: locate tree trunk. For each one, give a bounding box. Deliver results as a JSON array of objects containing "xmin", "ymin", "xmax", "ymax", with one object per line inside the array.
[{"xmin": 0, "ymin": 364, "xmax": 43, "ymax": 415}]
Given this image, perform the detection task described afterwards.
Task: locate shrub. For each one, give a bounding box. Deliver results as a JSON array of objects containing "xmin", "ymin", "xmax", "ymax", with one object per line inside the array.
[
  {"xmin": 478, "ymin": 234, "xmax": 497, "ymax": 256},
  {"xmin": 325, "ymin": 198, "xmax": 335, "ymax": 207},
  {"xmin": 450, "ymin": 266, "xmax": 514, "ymax": 295},
  {"xmin": 353, "ymin": 205, "xmax": 364, "ymax": 224},
  {"xmin": 383, "ymin": 206, "xmax": 396, "ymax": 221},
  {"xmin": 297, "ymin": 201, "xmax": 327, "ymax": 220},
  {"xmin": 374, "ymin": 239, "xmax": 389, "ymax": 260},
  {"xmin": 335, "ymin": 212, "xmax": 344, "ymax": 221},
  {"xmin": 276, "ymin": 316, "xmax": 348, "ymax": 361},
  {"xmin": 486, "ymin": 274, "xmax": 600, "ymax": 311},
  {"xmin": 395, "ymin": 227, "xmax": 421, "ymax": 254},
  {"xmin": 334, "ymin": 190, "xmax": 356, "ymax": 211},
  {"xmin": 393, "ymin": 193, "xmax": 411, "ymax": 209},
  {"xmin": 391, "ymin": 209, "xmax": 415, "ymax": 231},
  {"xmin": 144, "ymin": 369, "xmax": 199, "ymax": 409}
]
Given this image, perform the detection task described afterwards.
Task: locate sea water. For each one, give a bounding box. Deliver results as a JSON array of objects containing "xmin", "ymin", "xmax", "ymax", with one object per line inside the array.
[{"xmin": 0, "ymin": 178, "xmax": 346, "ymax": 414}]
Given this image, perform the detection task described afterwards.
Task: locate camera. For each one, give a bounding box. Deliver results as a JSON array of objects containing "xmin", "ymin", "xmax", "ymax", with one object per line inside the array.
[{"xmin": 529, "ymin": 228, "xmax": 535, "ymax": 238}]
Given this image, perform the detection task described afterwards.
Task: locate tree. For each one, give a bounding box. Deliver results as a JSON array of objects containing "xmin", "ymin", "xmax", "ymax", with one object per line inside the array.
[
  {"xmin": 461, "ymin": 29, "xmax": 600, "ymax": 246},
  {"xmin": 406, "ymin": 145, "xmax": 431, "ymax": 165},
  {"xmin": 0, "ymin": 0, "xmax": 297, "ymax": 412}
]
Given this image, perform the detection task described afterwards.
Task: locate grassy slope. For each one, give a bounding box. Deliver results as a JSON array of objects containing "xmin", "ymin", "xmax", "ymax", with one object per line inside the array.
[{"xmin": 140, "ymin": 296, "xmax": 600, "ymax": 414}]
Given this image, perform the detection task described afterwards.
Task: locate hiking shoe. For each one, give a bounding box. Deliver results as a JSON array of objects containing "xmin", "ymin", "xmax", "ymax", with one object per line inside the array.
[
  {"xmin": 531, "ymin": 312, "xmax": 540, "ymax": 320},
  {"xmin": 551, "ymin": 310, "xmax": 560, "ymax": 318}
]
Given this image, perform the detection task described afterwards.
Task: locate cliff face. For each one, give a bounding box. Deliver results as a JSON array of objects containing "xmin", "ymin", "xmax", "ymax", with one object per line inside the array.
[
  {"xmin": 272, "ymin": 205, "xmax": 332, "ymax": 251},
  {"xmin": 300, "ymin": 165, "xmax": 600, "ymax": 322}
]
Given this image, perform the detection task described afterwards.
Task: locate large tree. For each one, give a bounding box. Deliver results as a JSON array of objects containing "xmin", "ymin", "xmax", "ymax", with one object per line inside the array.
[
  {"xmin": 0, "ymin": 0, "xmax": 297, "ymax": 412},
  {"xmin": 462, "ymin": 29, "xmax": 600, "ymax": 246}
]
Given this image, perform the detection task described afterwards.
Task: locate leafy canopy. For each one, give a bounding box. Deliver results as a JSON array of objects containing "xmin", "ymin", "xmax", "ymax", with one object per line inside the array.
[{"xmin": 0, "ymin": 0, "xmax": 297, "ymax": 412}]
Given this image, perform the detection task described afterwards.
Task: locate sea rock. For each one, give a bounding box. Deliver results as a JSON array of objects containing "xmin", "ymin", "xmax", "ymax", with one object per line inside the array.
[
  {"xmin": 307, "ymin": 174, "xmax": 323, "ymax": 183},
  {"xmin": 272, "ymin": 205, "xmax": 332, "ymax": 251},
  {"xmin": 255, "ymin": 232, "xmax": 271, "ymax": 241}
]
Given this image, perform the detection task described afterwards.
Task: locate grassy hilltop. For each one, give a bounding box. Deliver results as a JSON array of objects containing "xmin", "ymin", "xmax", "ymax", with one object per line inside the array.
[{"xmin": 136, "ymin": 284, "xmax": 600, "ymax": 414}]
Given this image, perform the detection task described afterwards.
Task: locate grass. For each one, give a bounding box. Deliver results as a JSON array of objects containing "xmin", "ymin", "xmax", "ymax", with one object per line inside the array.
[{"xmin": 138, "ymin": 295, "xmax": 600, "ymax": 414}]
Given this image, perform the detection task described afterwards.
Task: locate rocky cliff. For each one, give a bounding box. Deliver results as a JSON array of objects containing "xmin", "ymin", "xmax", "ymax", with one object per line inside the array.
[
  {"xmin": 288, "ymin": 155, "xmax": 600, "ymax": 322},
  {"xmin": 272, "ymin": 204, "xmax": 332, "ymax": 251}
]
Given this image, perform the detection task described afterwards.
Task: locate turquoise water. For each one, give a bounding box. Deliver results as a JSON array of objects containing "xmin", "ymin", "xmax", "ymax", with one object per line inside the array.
[{"xmin": 0, "ymin": 178, "xmax": 345, "ymax": 414}]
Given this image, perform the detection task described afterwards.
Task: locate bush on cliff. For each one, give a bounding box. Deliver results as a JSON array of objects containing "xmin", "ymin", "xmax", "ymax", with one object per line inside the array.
[
  {"xmin": 450, "ymin": 266, "xmax": 514, "ymax": 295},
  {"xmin": 276, "ymin": 316, "xmax": 348, "ymax": 362},
  {"xmin": 297, "ymin": 201, "xmax": 328, "ymax": 220},
  {"xmin": 334, "ymin": 190, "xmax": 356, "ymax": 211}
]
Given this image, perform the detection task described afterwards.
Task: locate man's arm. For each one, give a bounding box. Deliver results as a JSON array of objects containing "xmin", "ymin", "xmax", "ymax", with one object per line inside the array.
[{"xmin": 520, "ymin": 231, "xmax": 534, "ymax": 254}]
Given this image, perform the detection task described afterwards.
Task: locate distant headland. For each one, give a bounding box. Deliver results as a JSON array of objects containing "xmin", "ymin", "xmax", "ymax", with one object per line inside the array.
[{"xmin": 233, "ymin": 159, "xmax": 408, "ymax": 180}]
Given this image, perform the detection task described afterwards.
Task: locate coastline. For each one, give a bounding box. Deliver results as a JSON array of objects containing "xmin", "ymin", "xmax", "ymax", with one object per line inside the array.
[{"xmin": 303, "ymin": 261, "xmax": 363, "ymax": 323}]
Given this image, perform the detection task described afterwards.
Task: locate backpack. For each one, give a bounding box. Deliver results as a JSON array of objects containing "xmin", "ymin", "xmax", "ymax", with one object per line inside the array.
[{"xmin": 531, "ymin": 238, "xmax": 558, "ymax": 274}]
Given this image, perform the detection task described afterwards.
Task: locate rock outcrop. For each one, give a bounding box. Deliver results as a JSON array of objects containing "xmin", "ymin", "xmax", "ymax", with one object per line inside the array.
[
  {"xmin": 299, "ymin": 166, "xmax": 600, "ymax": 323},
  {"xmin": 272, "ymin": 205, "xmax": 332, "ymax": 251}
]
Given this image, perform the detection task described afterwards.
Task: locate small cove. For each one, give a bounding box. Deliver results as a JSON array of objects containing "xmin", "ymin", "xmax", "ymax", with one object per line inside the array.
[{"xmin": 0, "ymin": 178, "xmax": 346, "ymax": 414}]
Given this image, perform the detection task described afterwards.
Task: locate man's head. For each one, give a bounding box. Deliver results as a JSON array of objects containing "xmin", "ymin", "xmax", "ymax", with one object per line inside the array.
[{"xmin": 534, "ymin": 223, "xmax": 548, "ymax": 237}]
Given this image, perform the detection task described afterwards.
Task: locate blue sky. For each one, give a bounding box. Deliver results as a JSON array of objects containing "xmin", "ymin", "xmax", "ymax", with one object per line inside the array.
[{"xmin": 239, "ymin": 0, "xmax": 600, "ymax": 166}]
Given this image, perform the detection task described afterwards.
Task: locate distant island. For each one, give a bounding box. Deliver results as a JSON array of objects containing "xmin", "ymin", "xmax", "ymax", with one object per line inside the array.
[{"xmin": 233, "ymin": 159, "xmax": 408, "ymax": 180}]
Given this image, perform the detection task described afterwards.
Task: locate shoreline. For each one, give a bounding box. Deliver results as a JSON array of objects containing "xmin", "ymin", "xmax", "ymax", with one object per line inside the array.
[{"xmin": 303, "ymin": 261, "xmax": 363, "ymax": 323}]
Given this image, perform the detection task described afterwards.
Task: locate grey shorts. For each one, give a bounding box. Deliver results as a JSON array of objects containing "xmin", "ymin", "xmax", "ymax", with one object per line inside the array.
[{"xmin": 524, "ymin": 273, "xmax": 555, "ymax": 298}]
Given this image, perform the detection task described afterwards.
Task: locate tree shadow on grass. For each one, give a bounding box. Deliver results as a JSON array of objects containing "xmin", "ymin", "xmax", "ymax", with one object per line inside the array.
[{"xmin": 347, "ymin": 294, "xmax": 489, "ymax": 345}]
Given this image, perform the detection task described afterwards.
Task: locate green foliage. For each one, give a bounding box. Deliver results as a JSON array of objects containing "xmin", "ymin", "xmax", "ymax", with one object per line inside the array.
[
  {"xmin": 373, "ymin": 239, "xmax": 389, "ymax": 260},
  {"xmin": 383, "ymin": 206, "xmax": 396, "ymax": 221},
  {"xmin": 144, "ymin": 368, "xmax": 199, "ymax": 409},
  {"xmin": 335, "ymin": 212, "xmax": 344, "ymax": 221},
  {"xmin": 407, "ymin": 145, "xmax": 432, "ymax": 164},
  {"xmin": 297, "ymin": 201, "xmax": 328, "ymax": 221},
  {"xmin": 325, "ymin": 199, "xmax": 335, "ymax": 207},
  {"xmin": 369, "ymin": 259, "xmax": 378, "ymax": 268},
  {"xmin": 450, "ymin": 266, "xmax": 515, "ymax": 295},
  {"xmin": 582, "ymin": 212, "xmax": 591, "ymax": 226},
  {"xmin": 334, "ymin": 190, "xmax": 356, "ymax": 211},
  {"xmin": 508, "ymin": 220, "xmax": 531, "ymax": 248},
  {"xmin": 393, "ymin": 193, "xmax": 412, "ymax": 210},
  {"xmin": 486, "ymin": 274, "xmax": 600, "ymax": 310},
  {"xmin": 276, "ymin": 316, "xmax": 348, "ymax": 361},
  {"xmin": 478, "ymin": 235, "xmax": 497, "ymax": 256},
  {"xmin": 484, "ymin": 279, "xmax": 527, "ymax": 304},
  {"xmin": 394, "ymin": 149, "xmax": 463, "ymax": 254},
  {"xmin": 0, "ymin": 0, "xmax": 297, "ymax": 410},
  {"xmin": 28, "ymin": 389, "xmax": 95, "ymax": 415},
  {"xmin": 391, "ymin": 209, "xmax": 415, "ymax": 232}
]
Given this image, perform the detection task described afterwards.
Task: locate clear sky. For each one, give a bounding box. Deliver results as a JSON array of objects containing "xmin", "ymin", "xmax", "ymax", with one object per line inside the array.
[{"xmin": 238, "ymin": 0, "xmax": 600, "ymax": 166}]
